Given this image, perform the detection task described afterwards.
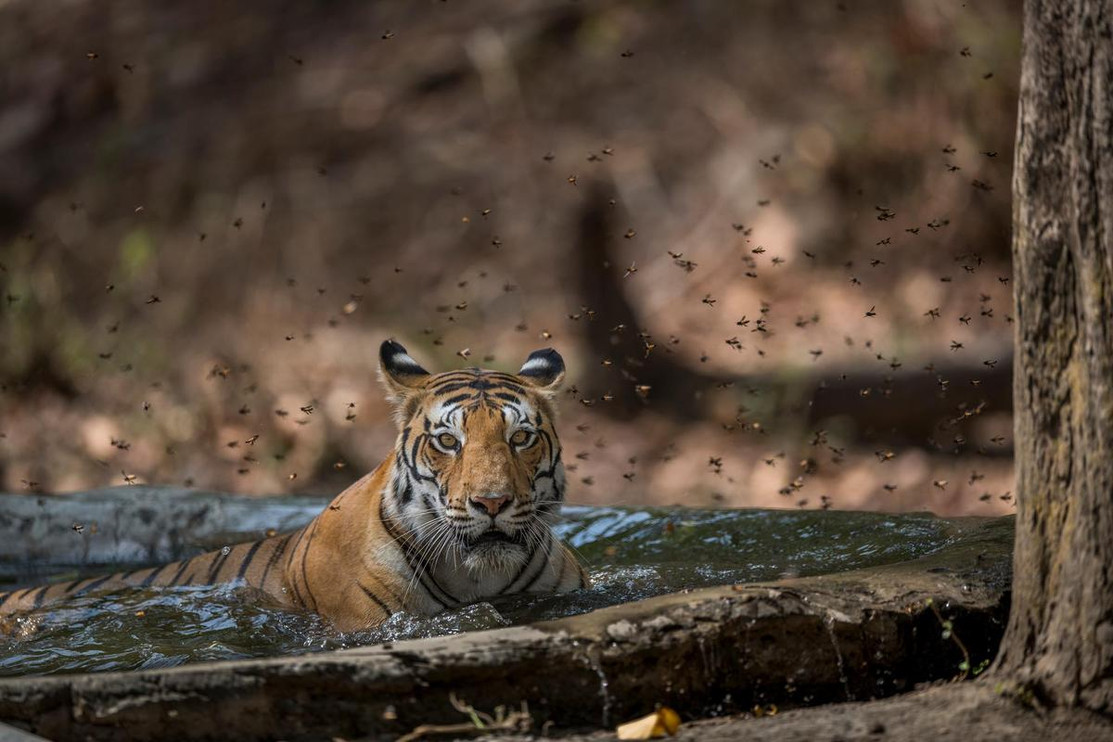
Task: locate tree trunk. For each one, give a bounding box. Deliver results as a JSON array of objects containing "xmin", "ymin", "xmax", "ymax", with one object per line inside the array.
[{"xmin": 994, "ymin": 0, "xmax": 1113, "ymax": 713}]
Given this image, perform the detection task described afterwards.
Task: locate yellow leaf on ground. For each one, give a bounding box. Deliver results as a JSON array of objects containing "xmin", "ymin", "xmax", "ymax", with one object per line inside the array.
[{"xmin": 616, "ymin": 708, "xmax": 681, "ymax": 739}]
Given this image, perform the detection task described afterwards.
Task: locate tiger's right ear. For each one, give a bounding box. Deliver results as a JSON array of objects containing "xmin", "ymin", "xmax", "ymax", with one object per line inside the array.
[{"xmin": 379, "ymin": 340, "xmax": 430, "ymax": 418}]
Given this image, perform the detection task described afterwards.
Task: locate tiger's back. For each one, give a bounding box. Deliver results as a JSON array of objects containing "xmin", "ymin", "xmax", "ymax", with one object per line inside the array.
[{"xmin": 0, "ymin": 528, "xmax": 298, "ymax": 615}]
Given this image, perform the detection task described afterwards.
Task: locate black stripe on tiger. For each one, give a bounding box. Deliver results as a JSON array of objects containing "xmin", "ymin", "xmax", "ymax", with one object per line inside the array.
[
  {"xmin": 520, "ymin": 534, "xmax": 557, "ymax": 593},
  {"xmin": 72, "ymin": 574, "xmax": 114, "ymax": 597},
  {"xmin": 297, "ymin": 522, "xmax": 321, "ymax": 611},
  {"xmin": 141, "ymin": 562, "xmax": 172, "ymax": 587},
  {"xmin": 440, "ymin": 392, "xmax": 474, "ymax": 407},
  {"xmin": 284, "ymin": 528, "xmax": 311, "ymax": 608},
  {"xmin": 259, "ymin": 532, "xmax": 294, "ymax": 588},
  {"xmin": 379, "ymin": 501, "xmax": 457, "ymax": 608},
  {"xmin": 54, "ymin": 578, "xmax": 82, "ymax": 597},
  {"xmin": 358, "ymin": 582, "xmax": 394, "ymax": 619},
  {"xmin": 205, "ymin": 549, "xmax": 233, "ymax": 585},
  {"xmin": 167, "ymin": 559, "xmax": 194, "ymax": 587},
  {"xmin": 501, "ymin": 535, "xmax": 546, "ymax": 595},
  {"xmin": 30, "ymin": 585, "xmax": 50, "ymax": 610},
  {"xmin": 235, "ymin": 540, "xmax": 267, "ymax": 582},
  {"xmin": 555, "ymin": 551, "xmax": 569, "ymax": 588}
]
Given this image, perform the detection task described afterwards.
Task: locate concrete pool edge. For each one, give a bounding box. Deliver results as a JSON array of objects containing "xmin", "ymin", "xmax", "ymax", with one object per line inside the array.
[{"xmin": 0, "ymin": 517, "xmax": 1012, "ymax": 741}]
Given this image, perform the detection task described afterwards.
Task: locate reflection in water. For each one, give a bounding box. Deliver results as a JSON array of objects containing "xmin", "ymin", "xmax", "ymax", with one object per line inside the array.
[{"xmin": 0, "ymin": 506, "xmax": 962, "ymax": 676}]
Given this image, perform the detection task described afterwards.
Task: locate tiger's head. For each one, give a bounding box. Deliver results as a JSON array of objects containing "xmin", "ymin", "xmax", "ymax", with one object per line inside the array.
[{"xmin": 378, "ymin": 340, "xmax": 567, "ymax": 575}]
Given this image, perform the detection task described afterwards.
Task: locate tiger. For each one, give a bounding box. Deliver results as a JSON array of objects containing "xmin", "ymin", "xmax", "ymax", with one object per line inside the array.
[{"xmin": 0, "ymin": 341, "xmax": 586, "ymax": 632}]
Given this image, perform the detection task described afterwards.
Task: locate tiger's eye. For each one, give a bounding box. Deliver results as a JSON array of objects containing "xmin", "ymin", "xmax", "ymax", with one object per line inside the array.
[
  {"xmin": 510, "ymin": 430, "xmax": 531, "ymax": 446},
  {"xmin": 437, "ymin": 433, "xmax": 458, "ymax": 449}
]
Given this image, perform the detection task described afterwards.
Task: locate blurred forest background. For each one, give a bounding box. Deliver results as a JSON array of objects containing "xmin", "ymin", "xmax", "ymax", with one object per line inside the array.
[{"xmin": 0, "ymin": 0, "xmax": 1021, "ymax": 515}]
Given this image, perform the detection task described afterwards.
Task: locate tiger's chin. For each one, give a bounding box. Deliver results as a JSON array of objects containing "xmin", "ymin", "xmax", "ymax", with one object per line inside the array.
[{"xmin": 460, "ymin": 532, "xmax": 529, "ymax": 575}]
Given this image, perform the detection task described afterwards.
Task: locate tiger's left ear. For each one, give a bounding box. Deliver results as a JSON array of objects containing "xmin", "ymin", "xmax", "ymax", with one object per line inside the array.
[{"xmin": 518, "ymin": 348, "xmax": 565, "ymax": 394}]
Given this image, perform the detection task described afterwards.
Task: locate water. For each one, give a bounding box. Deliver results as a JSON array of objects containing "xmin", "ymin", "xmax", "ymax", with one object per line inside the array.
[{"xmin": 0, "ymin": 505, "xmax": 966, "ymax": 677}]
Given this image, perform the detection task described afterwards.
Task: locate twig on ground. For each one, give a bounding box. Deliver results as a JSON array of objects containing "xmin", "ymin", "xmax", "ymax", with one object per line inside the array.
[{"xmin": 396, "ymin": 693, "xmax": 532, "ymax": 742}]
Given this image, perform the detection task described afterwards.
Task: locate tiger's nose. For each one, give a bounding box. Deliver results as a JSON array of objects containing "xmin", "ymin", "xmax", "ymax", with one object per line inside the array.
[{"xmin": 469, "ymin": 493, "xmax": 510, "ymax": 517}]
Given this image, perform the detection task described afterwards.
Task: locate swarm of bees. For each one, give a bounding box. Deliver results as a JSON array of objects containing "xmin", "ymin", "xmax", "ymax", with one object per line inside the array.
[{"xmin": 0, "ymin": 4, "xmax": 1018, "ymax": 519}]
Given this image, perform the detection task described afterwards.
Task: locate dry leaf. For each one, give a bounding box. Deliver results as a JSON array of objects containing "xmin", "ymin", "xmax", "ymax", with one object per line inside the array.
[{"xmin": 616, "ymin": 707, "xmax": 681, "ymax": 739}]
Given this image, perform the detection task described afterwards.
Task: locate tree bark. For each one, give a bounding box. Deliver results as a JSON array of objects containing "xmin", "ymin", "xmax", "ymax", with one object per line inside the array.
[{"xmin": 994, "ymin": 0, "xmax": 1113, "ymax": 713}]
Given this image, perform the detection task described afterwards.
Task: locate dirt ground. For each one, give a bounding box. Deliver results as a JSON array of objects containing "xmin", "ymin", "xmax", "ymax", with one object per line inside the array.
[{"xmin": 493, "ymin": 682, "xmax": 1113, "ymax": 742}]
